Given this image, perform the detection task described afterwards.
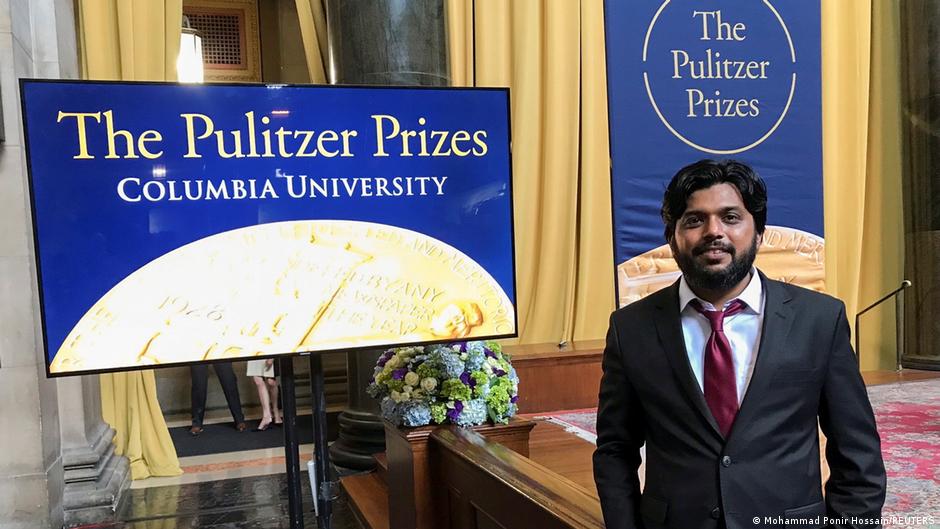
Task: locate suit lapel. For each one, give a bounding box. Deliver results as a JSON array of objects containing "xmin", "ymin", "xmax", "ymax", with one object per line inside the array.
[
  {"xmin": 728, "ymin": 273, "xmax": 794, "ymax": 439},
  {"xmin": 653, "ymin": 281, "xmax": 723, "ymax": 439}
]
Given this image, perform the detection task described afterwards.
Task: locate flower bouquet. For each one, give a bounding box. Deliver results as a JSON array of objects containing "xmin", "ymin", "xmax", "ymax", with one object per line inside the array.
[{"xmin": 367, "ymin": 341, "xmax": 519, "ymax": 427}]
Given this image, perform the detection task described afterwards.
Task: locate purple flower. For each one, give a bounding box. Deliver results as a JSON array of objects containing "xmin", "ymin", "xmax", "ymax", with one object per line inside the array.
[
  {"xmin": 377, "ymin": 351, "xmax": 393, "ymax": 367},
  {"xmin": 510, "ymin": 395, "xmax": 519, "ymax": 403},
  {"xmin": 459, "ymin": 372, "xmax": 476, "ymax": 388},
  {"xmin": 447, "ymin": 400, "xmax": 464, "ymax": 422},
  {"xmin": 493, "ymin": 368, "xmax": 506, "ymax": 377},
  {"xmin": 484, "ymin": 349, "xmax": 497, "ymax": 359},
  {"xmin": 457, "ymin": 342, "xmax": 468, "ymax": 353},
  {"xmin": 392, "ymin": 369, "xmax": 407, "ymax": 381}
]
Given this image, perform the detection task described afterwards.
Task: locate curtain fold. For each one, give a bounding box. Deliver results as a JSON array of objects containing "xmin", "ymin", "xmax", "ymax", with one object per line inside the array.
[
  {"xmin": 100, "ymin": 372, "xmax": 183, "ymax": 479},
  {"xmin": 77, "ymin": 0, "xmax": 183, "ymax": 480},
  {"xmin": 821, "ymin": 1, "xmax": 903, "ymax": 370},
  {"xmin": 447, "ymin": 0, "xmax": 615, "ymax": 345},
  {"xmin": 572, "ymin": 0, "xmax": 614, "ymax": 342},
  {"xmin": 294, "ymin": 0, "xmax": 329, "ymax": 83}
]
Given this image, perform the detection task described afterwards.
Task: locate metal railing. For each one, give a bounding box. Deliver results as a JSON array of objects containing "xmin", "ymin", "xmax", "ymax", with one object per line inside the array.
[{"xmin": 855, "ymin": 280, "xmax": 912, "ymax": 372}]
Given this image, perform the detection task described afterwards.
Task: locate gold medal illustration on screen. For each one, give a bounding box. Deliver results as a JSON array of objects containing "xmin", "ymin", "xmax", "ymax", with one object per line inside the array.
[
  {"xmin": 617, "ymin": 225, "xmax": 825, "ymax": 306},
  {"xmin": 50, "ymin": 220, "xmax": 515, "ymax": 373}
]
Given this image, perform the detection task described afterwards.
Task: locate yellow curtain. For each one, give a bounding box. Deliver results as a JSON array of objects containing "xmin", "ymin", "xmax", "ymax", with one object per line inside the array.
[
  {"xmin": 100, "ymin": 372, "xmax": 182, "ymax": 479},
  {"xmin": 822, "ymin": 1, "xmax": 904, "ymax": 370},
  {"xmin": 292, "ymin": 0, "xmax": 614, "ymax": 344},
  {"xmin": 447, "ymin": 0, "xmax": 614, "ymax": 344},
  {"xmin": 77, "ymin": 0, "xmax": 183, "ymax": 479},
  {"xmin": 295, "ymin": 0, "xmax": 329, "ymax": 83}
]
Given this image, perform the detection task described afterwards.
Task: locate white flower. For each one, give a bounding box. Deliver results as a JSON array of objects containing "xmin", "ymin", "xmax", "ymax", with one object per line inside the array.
[
  {"xmin": 402, "ymin": 385, "xmax": 413, "ymax": 393},
  {"xmin": 420, "ymin": 377, "xmax": 438, "ymax": 392},
  {"xmin": 404, "ymin": 371, "xmax": 420, "ymax": 386},
  {"xmin": 386, "ymin": 356, "xmax": 401, "ymax": 369},
  {"xmin": 487, "ymin": 357, "xmax": 500, "ymax": 367},
  {"xmin": 391, "ymin": 390, "xmax": 404, "ymax": 403},
  {"xmin": 400, "ymin": 391, "xmax": 411, "ymax": 402}
]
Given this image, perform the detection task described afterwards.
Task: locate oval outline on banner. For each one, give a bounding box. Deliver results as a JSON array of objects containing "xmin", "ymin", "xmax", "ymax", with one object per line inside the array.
[{"xmin": 641, "ymin": 0, "xmax": 797, "ymax": 155}]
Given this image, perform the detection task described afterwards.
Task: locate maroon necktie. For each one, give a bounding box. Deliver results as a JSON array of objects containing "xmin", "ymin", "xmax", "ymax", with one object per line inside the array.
[{"xmin": 690, "ymin": 299, "xmax": 746, "ymax": 437}]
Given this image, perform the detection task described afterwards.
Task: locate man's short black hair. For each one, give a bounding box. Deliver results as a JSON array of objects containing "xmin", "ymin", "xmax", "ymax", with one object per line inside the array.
[{"xmin": 660, "ymin": 159, "xmax": 768, "ymax": 242}]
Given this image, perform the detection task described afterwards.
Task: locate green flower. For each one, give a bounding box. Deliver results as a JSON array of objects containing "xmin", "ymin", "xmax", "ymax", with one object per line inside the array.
[
  {"xmin": 374, "ymin": 371, "xmax": 390, "ymax": 385},
  {"xmin": 440, "ymin": 379, "xmax": 472, "ymax": 402},
  {"xmin": 484, "ymin": 340, "xmax": 503, "ymax": 355},
  {"xmin": 430, "ymin": 402, "xmax": 447, "ymax": 424},
  {"xmin": 471, "ymin": 371, "xmax": 489, "ymax": 397},
  {"xmin": 416, "ymin": 362, "xmax": 441, "ymax": 380},
  {"xmin": 485, "ymin": 378, "xmax": 513, "ymax": 419}
]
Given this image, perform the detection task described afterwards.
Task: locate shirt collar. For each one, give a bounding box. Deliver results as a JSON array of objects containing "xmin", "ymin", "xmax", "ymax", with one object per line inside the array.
[{"xmin": 678, "ymin": 269, "xmax": 763, "ymax": 314}]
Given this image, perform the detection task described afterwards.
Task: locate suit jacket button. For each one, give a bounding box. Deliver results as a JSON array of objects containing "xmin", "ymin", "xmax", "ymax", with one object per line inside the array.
[
  {"xmin": 721, "ymin": 456, "xmax": 732, "ymax": 467},
  {"xmin": 711, "ymin": 507, "xmax": 721, "ymax": 519}
]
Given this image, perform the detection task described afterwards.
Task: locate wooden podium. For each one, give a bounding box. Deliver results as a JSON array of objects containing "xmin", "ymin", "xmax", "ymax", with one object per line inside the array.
[{"xmin": 384, "ymin": 418, "xmax": 536, "ymax": 529}]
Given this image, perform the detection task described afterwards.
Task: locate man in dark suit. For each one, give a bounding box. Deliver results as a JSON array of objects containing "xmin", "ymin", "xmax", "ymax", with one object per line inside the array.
[
  {"xmin": 189, "ymin": 362, "xmax": 248, "ymax": 435},
  {"xmin": 594, "ymin": 160, "xmax": 886, "ymax": 529}
]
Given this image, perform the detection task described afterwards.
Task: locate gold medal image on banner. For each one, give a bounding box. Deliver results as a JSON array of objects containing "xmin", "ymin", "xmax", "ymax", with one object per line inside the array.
[
  {"xmin": 618, "ymin": 225, "xmax": 824, "ymax": 307},
  {"xmin": 50, "ymin": 221, "xmax": 515, "ymax": 374}
]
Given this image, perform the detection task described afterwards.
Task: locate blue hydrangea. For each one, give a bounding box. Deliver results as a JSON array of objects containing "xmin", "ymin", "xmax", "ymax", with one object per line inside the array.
[
  {"xmin": 465, "ymin": 349, "xmax": 486, "ymax": 371},
  {"xmin": 399, "ymin": 401, "xmax": 432, "ymax": 427},
  {"xmin": 380, "ymin": 398, "xmax": 400, "ymax": 425},
  {"xmin": 456, "ymin": 398, "xmax": 488, "ymax": 427},
  {"xmin": 508, "ymin": 365, "xmax": 519, "ymax": 386},
  {"xmin": 439, "ymin": 351, "xmax": 465, "ymax": 379},
  {"xmin": 427, "ymin": 344, "xmax": 451, "ymax": 355}
]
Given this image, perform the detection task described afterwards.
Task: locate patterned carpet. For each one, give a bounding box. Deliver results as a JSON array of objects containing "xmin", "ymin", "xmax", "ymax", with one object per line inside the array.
[
  {"xmin": 541, "ymin": 379, "xmax": 940, "ymax": 528},
  {"xmin": 868, "ymin": 380, "xmax": 940, "ymax": 527}
]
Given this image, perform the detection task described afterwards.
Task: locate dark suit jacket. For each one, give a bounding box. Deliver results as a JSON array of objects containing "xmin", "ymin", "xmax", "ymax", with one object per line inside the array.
[{"xmin": 593, "ymin": 272, "xmax": 886, "ymax": 529}]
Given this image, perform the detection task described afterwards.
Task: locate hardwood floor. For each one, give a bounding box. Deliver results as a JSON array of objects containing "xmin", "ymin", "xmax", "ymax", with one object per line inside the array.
[{"xmin": 862, "ymin": 369, "xmax": 940, "ymax": 386}]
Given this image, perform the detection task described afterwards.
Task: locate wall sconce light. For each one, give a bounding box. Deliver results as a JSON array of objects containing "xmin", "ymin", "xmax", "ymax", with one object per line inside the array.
[{"xmin": 177, "ymin": 15, "xmax": 204, "ymax": 83}]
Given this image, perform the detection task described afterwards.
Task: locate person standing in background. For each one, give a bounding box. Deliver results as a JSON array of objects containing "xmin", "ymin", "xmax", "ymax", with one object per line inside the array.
[
  {"xmin": 189, "ymin": 362, "xmax": 247, "ymax": 435},
  {"xmin": 247, "ymin": 358, "xmax": 282, "ymax": 431}
]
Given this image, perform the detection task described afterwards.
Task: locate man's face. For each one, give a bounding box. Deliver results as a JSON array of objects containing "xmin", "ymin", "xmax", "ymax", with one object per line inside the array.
[{"xmin": 669, "ymin": 183, "xmax": 762, "ymax": 292}]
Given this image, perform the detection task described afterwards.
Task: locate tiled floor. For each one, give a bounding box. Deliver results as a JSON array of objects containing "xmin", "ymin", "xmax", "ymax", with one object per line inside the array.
[
  {"xmin": 94, "ymin": 472, "xmax": 359, "ymax": 529},
  {"xmin": 136, "ymin": 406, "xmax": 322, "ymax": 489},
  {"xmin": 112, "ymin": 406, "xmax": 359, "ymax": 529},
  {"xmin": 132, "ymin": 444, "xmax": 317, "ymax": 489}
]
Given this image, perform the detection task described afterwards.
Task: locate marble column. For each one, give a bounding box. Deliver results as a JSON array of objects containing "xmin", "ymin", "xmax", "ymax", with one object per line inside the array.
[
  {"xmin": 0, "ymin": 1, "xmax": 130, "ymax": 527},
  {"xmin": 59, "ymin": 376, "xmax": 130, "ymax": 527},
  {"xmin": 323, "ymin": 0, "xmax": 449, "ymax": 470}
]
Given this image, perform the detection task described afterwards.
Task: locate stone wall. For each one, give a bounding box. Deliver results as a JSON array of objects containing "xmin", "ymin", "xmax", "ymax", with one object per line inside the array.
[{"xmin": 0, "ymin": 1, "xmax": 70, "ymax": 526}]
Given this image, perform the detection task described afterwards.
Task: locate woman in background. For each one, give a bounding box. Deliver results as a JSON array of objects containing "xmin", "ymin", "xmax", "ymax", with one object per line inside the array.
[{"xmin": 246, "ymin": 359, "xmax": 282, "ymax": 431}]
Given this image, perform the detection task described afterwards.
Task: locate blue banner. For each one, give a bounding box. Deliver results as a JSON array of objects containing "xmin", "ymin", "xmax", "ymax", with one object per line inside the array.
[
  {"xmin": 21, "ymin": 81, "xmax": 516, "ymax": 376},
  {"xmin": 605, "ymin": 0, "xmax": 823, "ymax": 306}
]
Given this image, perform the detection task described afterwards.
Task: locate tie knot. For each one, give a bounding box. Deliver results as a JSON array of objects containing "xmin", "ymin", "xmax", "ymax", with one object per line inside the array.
[{"xmin": 690, "ymin": 299, "xmax": 746, "ymax": 331}]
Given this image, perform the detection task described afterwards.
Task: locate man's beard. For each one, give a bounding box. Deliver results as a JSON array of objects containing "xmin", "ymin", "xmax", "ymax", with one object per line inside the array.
[{"xmin": 672, "ymin": 234, "xmax": 759, "ymax": 293}]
